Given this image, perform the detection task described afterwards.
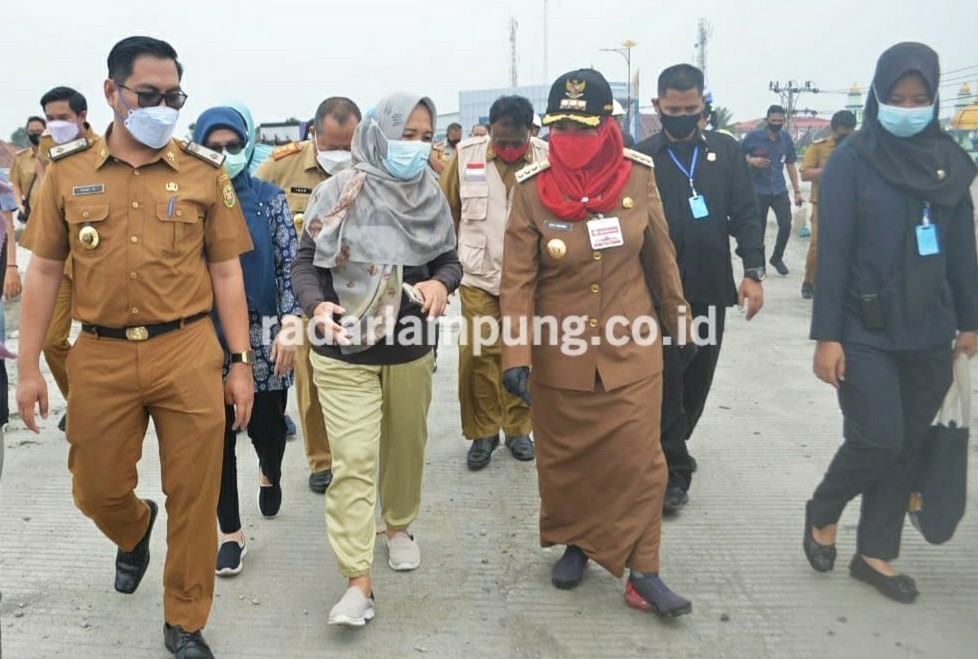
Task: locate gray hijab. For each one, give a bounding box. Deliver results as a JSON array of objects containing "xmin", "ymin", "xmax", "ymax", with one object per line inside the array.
[{"xmin": 308, "ymin": 92, "xmax": 456, "ymax": 269}]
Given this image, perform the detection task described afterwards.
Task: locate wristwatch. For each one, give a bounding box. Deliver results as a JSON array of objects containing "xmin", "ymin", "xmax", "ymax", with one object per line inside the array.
[
  {"xmin": 230, "ymin": 350, "xmax": 256, "ymax": 365},
  {"xmin": 745, "ymin": 267, "xmax": 767, "ymax": 282}
]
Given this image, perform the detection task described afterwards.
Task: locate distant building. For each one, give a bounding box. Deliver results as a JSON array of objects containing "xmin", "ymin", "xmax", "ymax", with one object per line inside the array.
[
  {"xmin": 950, "ymin": 83, "xmax": 978, "ymax": 164},
  {"xmin": 256, "ymin": 121, "xmax": 305, "ymax": 145},
  {"xmin": 846, "ymin": 84, "xmax": 865, "ymax": 127},
  {"xmin": 729, "ymin": 116, "xmax": 830, "ymax": 146},
  {"xmin": 0, "ymin": 140, "xmax": 19, "ymax": 171}
]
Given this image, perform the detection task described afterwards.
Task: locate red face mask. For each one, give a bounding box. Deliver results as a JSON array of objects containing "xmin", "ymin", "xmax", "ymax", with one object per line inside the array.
[
  {"xmin": 494, "ymin": 141, "xmax": 530, "ymax": 164},
  {"xmin": 548, "ymin": 129, "xmax": 603, "ymax": 169}
]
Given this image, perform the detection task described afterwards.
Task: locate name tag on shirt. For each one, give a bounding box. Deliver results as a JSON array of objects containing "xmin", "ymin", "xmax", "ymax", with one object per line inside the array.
[
  {"xmin": 290, "ymin": 187, "xmax": 312, "ymax": 195},
  {"xmin": 587, "ymin": 216, "xmax": 624, "ymax": 250},
  {"xmin": 689, "ymin": 195, "xmax": 709, "ymax": 219},
  {"xmin": 916, "ymin": 224, "xmax": 940, "ymax": 256},
  {"xmin": 544, "ymin": 220, "xmax": 573, "ymax": 232},
  {"xmin": 72, "ymin": 184, "xmax": 104, "ymax": 196},
  {"xmin": 465, "ymin": 163, "xmax": 486, "ymax": 182}
]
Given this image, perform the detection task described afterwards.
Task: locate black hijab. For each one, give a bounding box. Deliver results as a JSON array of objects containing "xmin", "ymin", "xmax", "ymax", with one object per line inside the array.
[{"xmin": 849, "ymin": 42, "xmax": 976, "ymax": 208}]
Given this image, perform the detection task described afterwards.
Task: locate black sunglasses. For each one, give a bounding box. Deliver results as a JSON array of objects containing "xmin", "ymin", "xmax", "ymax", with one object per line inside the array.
[
  {"xmin": 203, "ymin": 141, "xmax": 246, "ymax": 155},
  {"xmin": 117, "ymin": 83, "xmax": 188, "ymax": 110}
]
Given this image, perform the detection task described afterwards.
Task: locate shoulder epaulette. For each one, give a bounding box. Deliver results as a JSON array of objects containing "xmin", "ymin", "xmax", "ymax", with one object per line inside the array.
[
  {"xmin": 182, "ymin": 141, "xmax": 225, "ymax": 167},
  {"xmin": 272, "ymin": 142, "xmax": 302, "ymax": 161},
  {"xmin": 812, "ymin": 137, "xmax": 828, "ymax": 144},
  {"xmin": 623, "ymin": 148, "xmax": 655, "ymax": 168},
  {"xmin": 48, "ymin": 137, "xmax": 92, "ymax": 161},
  {"xmin": 515, "ymin": 159, "xmax": 551, "ymax": 183}
]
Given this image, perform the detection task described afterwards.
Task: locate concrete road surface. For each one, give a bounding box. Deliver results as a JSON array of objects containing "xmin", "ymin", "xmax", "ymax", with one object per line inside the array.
[{"xmin": 2, "ymin": 217, "xmax": 977, "ymax": 658}]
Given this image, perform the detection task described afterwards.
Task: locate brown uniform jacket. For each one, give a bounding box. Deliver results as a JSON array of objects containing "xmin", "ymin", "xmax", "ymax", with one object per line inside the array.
[
  {"xmin": 253, "ymin": 141, "xmax": 327, "ymax": 227},
  {"xmin": 23, "ymin": 128, "xmax": 253, "ymax": 327},
  {"xmin": 500, "ymin": 151, "xmax": 690, "ymax": 393},
  {"xmin": 800, "ymin": 136, "xmax": 839, "ymax": 204},
  {"xmin": 9, "ymin": 147, "xmax": 37, "ymax": 209}
]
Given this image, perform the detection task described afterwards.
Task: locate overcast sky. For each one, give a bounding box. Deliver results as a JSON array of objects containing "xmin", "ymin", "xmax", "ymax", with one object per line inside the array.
[{"xmin": 3, "ymin": 0, "xmax": 976, "ymax": 140}]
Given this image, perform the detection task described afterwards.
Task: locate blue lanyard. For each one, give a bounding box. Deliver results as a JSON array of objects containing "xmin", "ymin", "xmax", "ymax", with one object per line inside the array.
[
  {"xmin": 667, "ymin": 145, "xmax": 699, "ymax": 196},
  {"xmin": 922, "ymin": 202, "xmax": 932, "ymax": 226}
]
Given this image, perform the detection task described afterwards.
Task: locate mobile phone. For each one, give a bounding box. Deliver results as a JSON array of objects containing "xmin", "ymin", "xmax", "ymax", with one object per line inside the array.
[{"xmin": 402, "ymin": 283, "xmax": 425, "ymax": 306}]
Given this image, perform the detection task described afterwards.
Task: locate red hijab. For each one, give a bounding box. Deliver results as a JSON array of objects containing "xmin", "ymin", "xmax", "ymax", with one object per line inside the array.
[{"xmin": 537, "ymin": 119, "xmax": 632, "ymax": 221}]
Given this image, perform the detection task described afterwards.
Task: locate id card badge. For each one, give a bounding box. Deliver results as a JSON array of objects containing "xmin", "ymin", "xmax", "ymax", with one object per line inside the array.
[
  {"xmin": 689, "ymin": 195, "xmax": 709, "ymax": 219},
  {"xmin": 916, "ymin": 223, "xmax": 940, "ymax": 256},
  {"xmin": 586, "ymin": 216, "xmax": 625, "ymax": 250}
]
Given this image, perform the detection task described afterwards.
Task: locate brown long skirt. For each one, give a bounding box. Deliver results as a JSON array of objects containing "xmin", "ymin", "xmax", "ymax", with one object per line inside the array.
[{"xmin": 530, "ymin": 374, "xmax": 666, "ymax": 577}]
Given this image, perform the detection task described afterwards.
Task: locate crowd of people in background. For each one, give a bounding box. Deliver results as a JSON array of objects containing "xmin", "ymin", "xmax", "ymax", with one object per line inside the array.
[{"xmin": 1, "ymin": 33, "xmax": 976, "ymax": 659}]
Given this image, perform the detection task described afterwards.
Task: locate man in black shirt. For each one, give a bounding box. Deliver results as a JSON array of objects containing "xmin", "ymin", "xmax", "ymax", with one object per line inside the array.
[{"xmin": 635, "ymin": 64, "xmax": 765, "ymax": 513}]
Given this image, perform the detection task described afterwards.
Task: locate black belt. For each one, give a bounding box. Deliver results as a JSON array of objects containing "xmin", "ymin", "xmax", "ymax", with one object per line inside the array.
[{"xmin": 81, "ymin": 312, "xmax": 208, "ymax": 342}]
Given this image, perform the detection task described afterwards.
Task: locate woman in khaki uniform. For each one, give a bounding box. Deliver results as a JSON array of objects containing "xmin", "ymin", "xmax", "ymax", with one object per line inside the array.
[{"xmin": 500, "ymin": 69, "xmax": 693, "ymax": 617}]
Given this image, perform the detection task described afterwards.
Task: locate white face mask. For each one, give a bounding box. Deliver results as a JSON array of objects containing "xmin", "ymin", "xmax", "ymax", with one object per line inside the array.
[
  {"xmin": 124, "ymin": 106, "xmax": 179, "ymax": 149},
  {"xmin": 316, "ymin": 148, "xmax": 353, "ymax": 175},
  {"xmin": 47, "ymin": 120, "xmax": 80, "ymax": 144}
]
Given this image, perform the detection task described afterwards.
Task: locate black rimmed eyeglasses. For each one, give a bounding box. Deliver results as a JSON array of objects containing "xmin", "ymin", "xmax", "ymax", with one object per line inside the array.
[{"xmin": 116, "ymin": 83, "xmax": 188, "ymax": 110}]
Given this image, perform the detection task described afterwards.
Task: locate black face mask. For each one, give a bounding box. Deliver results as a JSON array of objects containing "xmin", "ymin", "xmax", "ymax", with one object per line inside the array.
[
  {"xmin": 768, "ymin": 122, "xmax": 784, "ymax": 133},
  {"xmin": 447, "ymin": 137, "xmax": 460, "ymax": 147},
  {"xmin": 835, "ymin": 133, "xmax": 849, "ymax": 144},
  {"xmin": 660, "ymin": 113, "xmax": 700, "ymax": 140},
  {"xmin": 28, "ymin": 133, "xmax": 42, "ymax": 146}
]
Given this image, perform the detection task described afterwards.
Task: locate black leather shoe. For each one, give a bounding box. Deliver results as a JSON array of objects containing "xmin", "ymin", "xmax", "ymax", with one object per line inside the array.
[
  {"xmin": 308, "ymin": 470, "xmax": 332, "ymax": 494},
  {"xmin": 58, "ymin": 414, "xmax": 67, "ymax": 432},
  {"xmin": 284, "ymin": 414, "xmax": 297, "ymax": 437},
  {"xmin": 803, "ymin": 500, "xmax": 836, "ymax": 573},
  {"xmin": 466, "ymin": 436, "xmax": 499, "ymax": 471},
  {"xmin": 770, "ymin": 258, "xmax": 789, "ymax": 276},
  {"xmin": 164, "ymin": 623, "xmax": 214, "ymax": 659},
  {"xmin": 504, "ymin": 435, "xmax": 535, "ymax": 461},
  {"xmin": 552, "ymin": 545, "xmax": 589, "ymax": 589},
  {"xmin": 801, "ymin": 282, "xmax": 814, "ymax": 299},
  {"xmin": 663, "ymin": 481, "xmax": 689, "ymax": 514},
  {"xmin": 115, "ymin": 499, "xmax": 158, "ymax": 594},
  {"xmin": 849, "ymin": 555, "xmax": 918, "ymax": 603}
]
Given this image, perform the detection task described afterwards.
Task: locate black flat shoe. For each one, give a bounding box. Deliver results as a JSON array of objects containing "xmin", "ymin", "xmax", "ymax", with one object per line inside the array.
[
  {"xmin": 626, "ymin": 573, "xmax": 692, "ymax": 617},
  {"xmin": 849, "ymin": 555, "xmax": 918, "ymax": 604},
  {"xmin": 663, "ymin": 479, "xmax": 689, "ymax": 515},
  {"xmin": 308, "ymin": 469, "xmax": 332, "ymax": 494},
  {"xmin": 551, "ymin": 545, "xmax": 589, "ymax": 589},
  {"xmin": 504, "ymin": 435, "xmax": 535, "ymax": 461},
  {"xmin": 803, "ymin": 500, "xmax": 836, "ymax": 572},
  {"xmin": 164, "ymin": 623, "xmax": 214, "ymax": 658},
  {"xmin": 466, "ymin": 436, "xmax": 499, "ymax": 471},
  {"xmin": 115, "ymin": 499, "xmax": 158, "ymax": 594}
]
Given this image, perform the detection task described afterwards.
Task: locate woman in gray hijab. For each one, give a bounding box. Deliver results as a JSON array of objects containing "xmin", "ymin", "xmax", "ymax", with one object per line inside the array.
[{"xmin": 291, "ymin": 93, "xmax": 461, "ymax": 627}]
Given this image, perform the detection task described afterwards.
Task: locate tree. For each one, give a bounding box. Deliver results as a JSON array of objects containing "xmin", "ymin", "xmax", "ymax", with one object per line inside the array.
[
  {"xmin": 10, "ymin": 127, "xmax": 28, "ymax": 148},
  {"xmin": 712, "ymin": 106, "xmax": 735, "ymax": 131}
]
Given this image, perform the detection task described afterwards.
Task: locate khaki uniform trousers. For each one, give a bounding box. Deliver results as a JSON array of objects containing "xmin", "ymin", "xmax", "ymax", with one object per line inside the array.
[
  {"xmin": 458, "ymin": 285, "xmax": 532, "ymax": 440},
  {"xmin": 310, "ymin": 350, "xmax": 433, "ymax": 578},
  {"xmin": 804, "ymin": 204, "xmax": 819, "ymax": 287},
  {"xmin": 42, "ymin": 273, "xmax": 73, "ymax": 398},
  {"xmin": 295, "ymin": 317, "xmax": 332, "ymax": 472},
  {"xmin": 66, "ymin": 318, "xmax": 225, "ymax": 632}
]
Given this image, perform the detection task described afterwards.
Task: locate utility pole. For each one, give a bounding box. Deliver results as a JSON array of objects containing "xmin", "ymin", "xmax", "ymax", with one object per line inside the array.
[
  {"xmin": 695, "ymin": 19, "xmax": 712, "ymax": 82},
  {"xmin": 601, "ymin": 40, "xmax": 637, "ymax": 142},
  {"xmin": 543, "ymin": 0, "xmax": 549, "ymax": 82},
  {"xmin": 509, "ymin": 17, "xmax": 519, "ymax": 87},
  {"xmin": 768, "ymin": 80, "xmax": 819, "ymax": 134}
]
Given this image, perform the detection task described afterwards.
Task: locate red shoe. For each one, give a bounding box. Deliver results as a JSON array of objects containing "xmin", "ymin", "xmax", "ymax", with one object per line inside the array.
[{"xmin": 624, "ymin": 581, "xmax": 652, "ymax": 610}]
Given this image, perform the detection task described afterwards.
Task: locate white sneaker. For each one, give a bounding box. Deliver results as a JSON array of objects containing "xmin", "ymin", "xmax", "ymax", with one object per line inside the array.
[
  {"xmin": 328, "ymin": 587, "xmax": 375, "ymax": 627},
  {"xmin": 386, "ymin": 531, "xmax": 421, "ymax": 571}
]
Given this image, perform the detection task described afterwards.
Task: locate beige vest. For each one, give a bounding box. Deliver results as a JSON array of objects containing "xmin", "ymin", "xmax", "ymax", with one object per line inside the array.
[{"xmin": 456, "ymin": 136, "xmax": 549, "ymax": 295}]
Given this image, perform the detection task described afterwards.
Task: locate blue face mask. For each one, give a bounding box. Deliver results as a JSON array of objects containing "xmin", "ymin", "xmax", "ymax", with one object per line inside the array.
[
  {"xmin": 874, "ymin": 88, "xmax": 935, "ymax": 138},
  {"xmin": 383, "ymin": 140, "xmax": 432, "ymax": 180}
]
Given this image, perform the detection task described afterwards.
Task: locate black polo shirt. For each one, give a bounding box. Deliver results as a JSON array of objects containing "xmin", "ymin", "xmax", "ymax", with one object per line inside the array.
[{"xmin": 635, "ymin": 129, "xmax": 764, "ymax": 306}]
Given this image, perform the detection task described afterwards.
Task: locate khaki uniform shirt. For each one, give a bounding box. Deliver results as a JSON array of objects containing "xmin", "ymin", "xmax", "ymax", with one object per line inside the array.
[
  {"xmin": 9, "ymin": 147, "xmax": 37, "ymax": 208},
  {"xmin": 500, "ymin": 151, "xmax": 690, "ymax": 393},
  {"xmin": 36, "ymin": 124, "xmax": 100, "ymax": 165},
  {"xmin": 23, "ymin": 128, "xmax": 253, "ymax": 327},
  {"xmin": 254, "ymin": 141, "xmax": 327, "ymax": 230},
  {"xmin": 800, "ymin": 136, "xmax": 839, "ymax": 204}
]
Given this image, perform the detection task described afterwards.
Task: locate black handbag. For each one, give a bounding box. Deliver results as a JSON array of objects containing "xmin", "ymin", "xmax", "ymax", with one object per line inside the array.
[{"xmin": 908, "ymin": 354, "xmax": 970, "ymax": 544}]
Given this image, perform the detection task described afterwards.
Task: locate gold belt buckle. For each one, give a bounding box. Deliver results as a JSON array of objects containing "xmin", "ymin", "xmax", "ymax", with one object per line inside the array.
[{"xmin": 125, "ymin": 326, "xmax": 149, "ymax": 341}]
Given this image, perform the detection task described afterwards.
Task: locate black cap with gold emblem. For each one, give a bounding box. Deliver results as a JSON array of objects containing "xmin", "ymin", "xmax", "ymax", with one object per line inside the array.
[{"xmin": 543, "ymin": 68, "xmax": 615, "ymax": 127}]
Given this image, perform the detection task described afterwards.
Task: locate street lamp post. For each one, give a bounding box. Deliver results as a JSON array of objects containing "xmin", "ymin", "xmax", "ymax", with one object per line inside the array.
[{"xmin": 601, "ymin": 39, "xmax": 637, "ymax": 140}]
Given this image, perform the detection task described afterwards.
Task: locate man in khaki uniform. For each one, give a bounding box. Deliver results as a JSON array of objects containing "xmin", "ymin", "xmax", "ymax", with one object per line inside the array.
[
  {"xmin": 8, "ymin": 116, "xmax": 46, "ymax": 222},
  {"xmin": 440, "ymin": 95, "xmax": 547, "ymax": 470},
  {"xmin": 23, "ymin": 88, "xmax": 102, "ymax": 429},
  {"xmin": 799, "ymin": 110, "xmax": 857, "ymax": 299},
  {"xmin": 255, "ymin": 96, "xmax": 359, "ymax": 494},
  {"xmin": 17, "ymin": 36, "xmax": 254, "ymax": 658}
]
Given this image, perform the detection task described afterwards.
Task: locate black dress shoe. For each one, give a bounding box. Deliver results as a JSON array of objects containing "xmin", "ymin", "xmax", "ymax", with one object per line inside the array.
[
  {"xmin": 803, "ymin": 500, "xmax": 836, "ymax": 573},
  {"xmin": 308, "ymin": 470, "xmax": 332, "ymax": 494},
  {"xmin": 801, "ymin": 282, "xmax": 814, "ymax": 299},
  {"xmin": 466, "ymin": 436, "xmax": 499, "ymax": 471},
  {"xmin": 504, "ymin": 435, "xmax": 535, "ymax": 461},
  {"xmin": 551, "ymin": 545, "xmax": 589, "ymax": 589},
  {"xmin": 164, "ymin": 623, "xmax": 214, "ymax": 659},
  {"xmin": 849, "ymin": 555, "xmax": 918, "ymax": 604},
  {"xmin": 115, "ymin": 499, "xmax": 158, "ymax": 594},
  {"xmin": 663, "ymin": 481, "xmax": 689, "ymax": 514},
  {"xmin": 58, "ymin": 414, "xmax": 67, "ymax": 432},
  {"xmin": 770, "ymin": 258, "xmax": 789, "ymax": 276},
  {"xmin": 284, "ymin": 414, "xmax": 297, "ymax": 437}
]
